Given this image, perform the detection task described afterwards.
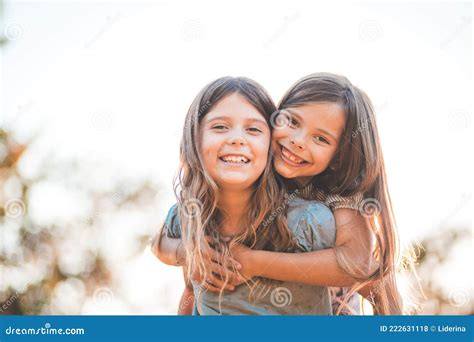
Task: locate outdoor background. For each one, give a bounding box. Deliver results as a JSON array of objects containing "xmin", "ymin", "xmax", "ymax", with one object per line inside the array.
[{"xmin": 1, "ymin": 0, "xmax": 472, "ymax": 315}]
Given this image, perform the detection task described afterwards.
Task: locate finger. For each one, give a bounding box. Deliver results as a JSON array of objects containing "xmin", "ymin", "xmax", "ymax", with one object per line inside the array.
[
  {"xmin": 209, "ymin": 261, "xmax": 238, "ymax": 280},
  {"xmin": 208, "ymin": 249, "xmax": 241, "ymax": 270},
  {"xmin": 231, "ymin": 259, "xmax": 242, "ymax": 270},
  {"xmin": 190, "ymin": 271, "xmax": 202, "ymax": 283},
  {"xmin": 205, "ymin": 276, "xmax": 235, "ymax": 292},
  {"xmin": 201, "ymin": 282, "xmax": 221, "ymax": 293},
  {"xmin": 209, "ymin": 261, "xmax": 243, "ymax": 284},
  {"xmin": 206, "ymin": 247, "xmax": 222, "ymax": 264},
  {"xmin": 208, "ymin": 273, "xmax": 236, "ymax": 291}
]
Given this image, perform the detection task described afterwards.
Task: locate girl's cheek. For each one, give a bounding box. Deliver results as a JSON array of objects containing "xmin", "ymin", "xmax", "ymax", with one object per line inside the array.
[{"xmin": 271, "ymin": 127, "xmax": 288, "ymax": 142}]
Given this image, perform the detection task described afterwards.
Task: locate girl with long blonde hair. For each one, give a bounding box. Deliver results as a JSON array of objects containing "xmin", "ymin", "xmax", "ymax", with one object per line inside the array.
[{"xmin": 156, "ymin": 76, "xmax": 339, "ymax": 314}]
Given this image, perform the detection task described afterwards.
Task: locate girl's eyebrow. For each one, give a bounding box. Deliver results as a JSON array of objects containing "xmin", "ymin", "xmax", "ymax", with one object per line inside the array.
[
  {"xmin": 205, "ymin": 116, "xmax": 230, "ymax": 123},
  {"xmin": 206, "ymin": 115, "xmax": 268, "ymax": 126},
  {"xmin": 247, "ymin": 117, "xmax": 268, "ymax": 126}
]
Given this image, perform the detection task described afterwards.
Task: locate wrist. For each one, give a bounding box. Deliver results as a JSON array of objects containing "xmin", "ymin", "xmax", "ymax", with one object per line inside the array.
[{"xmin": 244, "ymin": 249, "xmax": 264, "ymax": 278}]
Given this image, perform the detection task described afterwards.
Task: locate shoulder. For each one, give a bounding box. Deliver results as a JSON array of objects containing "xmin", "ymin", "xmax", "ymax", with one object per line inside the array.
[
  {"xmin": 163, "ymin": 203, "xmax": 181, "ymax": 238},
  {"xmin": 287, "ymin": 197, "xmax": 336, "ymax": 251},
  {"xmin": 165, "ymin": 203, "xmax": 179, "ymax": 223},
  {"xmin": 288, "ymin": 197, "xmax": 334, "ymax": 228},
  {"xmin": 315, "ymin": 189, "xmax": 363, "ymax": 211}
]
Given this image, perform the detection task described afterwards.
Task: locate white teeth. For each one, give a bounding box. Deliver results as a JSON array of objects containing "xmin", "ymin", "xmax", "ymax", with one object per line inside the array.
[
  {"xmin": 221, "ymin": 155, "xmax": 249, "ymax": 164},
  {"xmin": 281, "ymin": 147, "xmax": 305, "ymax": 164}
]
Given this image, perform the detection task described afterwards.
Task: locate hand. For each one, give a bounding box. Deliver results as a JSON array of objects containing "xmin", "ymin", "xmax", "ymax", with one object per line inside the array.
[{"xmin": 190, "ymin": 241, "xmax": 245, "ymax": 293}]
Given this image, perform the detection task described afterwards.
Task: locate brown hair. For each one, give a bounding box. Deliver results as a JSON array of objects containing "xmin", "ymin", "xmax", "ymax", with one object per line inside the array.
[{"xmin": 279, "ymin": 72, "xmax": 412, "ymax": 315}]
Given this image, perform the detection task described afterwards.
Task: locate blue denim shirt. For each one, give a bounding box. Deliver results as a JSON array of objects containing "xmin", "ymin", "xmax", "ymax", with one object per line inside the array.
[{"xmin": 163, "ymin": 197, "xmax": 336, "ymax": 315}]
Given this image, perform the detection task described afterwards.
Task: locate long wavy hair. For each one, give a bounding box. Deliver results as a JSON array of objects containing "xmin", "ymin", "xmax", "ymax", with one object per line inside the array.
[
  {"xmin": 176, "ymin": 76, "xmax": 295, "ymax": 308},
  {"xmin": 278, "ymin": 72, "xmax": 416, "ymax": 315}
]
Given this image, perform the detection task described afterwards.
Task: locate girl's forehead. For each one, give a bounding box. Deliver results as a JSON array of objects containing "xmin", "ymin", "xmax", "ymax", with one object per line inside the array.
[
  {"xmin": 286, "ymin": 103, "xmax": 345, "ymax": 126},
  {"xmin": 285, "ymin": 102, "xmax": 344, "ymax": 116},
  {"xmin": 203, "ymin": 94, "xmax": 268, "ymax": 124}
]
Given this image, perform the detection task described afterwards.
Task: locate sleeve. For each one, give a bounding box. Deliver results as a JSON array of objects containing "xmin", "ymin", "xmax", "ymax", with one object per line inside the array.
[
  {"xmin": 292, "ymin": 202, "xmax": 336, "ymax": 252},
  {"xmin": 324, "ymin": 192, "xmax": 363, "ymax": 211},
  {"xmin": 162, "ymin": 204, "xmax": 182, "ymax": 238}
]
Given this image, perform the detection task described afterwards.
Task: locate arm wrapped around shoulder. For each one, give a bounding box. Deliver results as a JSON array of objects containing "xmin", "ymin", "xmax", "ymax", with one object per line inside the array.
[{"xmin": 332, "ymin": 208, "xmax": 380, "ymax": 281}]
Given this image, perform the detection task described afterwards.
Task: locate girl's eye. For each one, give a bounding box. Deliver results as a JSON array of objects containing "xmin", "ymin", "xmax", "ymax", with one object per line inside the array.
[
  {"xmin": 212, "ymin": 125, "xmax": 228, "ymax": 130},
  {"xmin": 285, "ymin": 115, "xmax": 298, "ymax": 128},
  {"xmin": 247, "ymin": 127, "xmax": 263, "ymax": 133},
  {"xmin": 314, "ymin": 136, "xmax": 330, "ymax": 145}
]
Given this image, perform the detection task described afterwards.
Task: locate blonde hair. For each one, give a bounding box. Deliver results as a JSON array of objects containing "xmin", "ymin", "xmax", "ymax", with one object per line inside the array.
[{"xmin": 176, "ymin": 76, "xmax": 295, "ymax": 309}]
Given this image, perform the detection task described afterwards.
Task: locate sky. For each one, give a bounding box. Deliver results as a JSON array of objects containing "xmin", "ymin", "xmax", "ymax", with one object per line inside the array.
[{"xmin": 1, "ymin": 0, "xmax": 472, "ymax": 313}]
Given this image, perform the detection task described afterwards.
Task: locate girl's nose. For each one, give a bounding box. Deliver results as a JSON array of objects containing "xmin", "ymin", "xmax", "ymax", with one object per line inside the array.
[
  {"xmin": 290, "ymin": 135, "xmax": 305, "ymax": 150},
  {"xmin": 228, "ymin": 133, "xmax": 246, "ymax": 146}
]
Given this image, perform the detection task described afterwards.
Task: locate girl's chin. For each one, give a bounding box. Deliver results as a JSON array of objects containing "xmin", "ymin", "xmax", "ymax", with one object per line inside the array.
[
  {"xmin": 215, "ymin": 176, "xmax": 258, "ymax": 189},
  {"xmin": 273, "ymin": 160, "xmax": 302, "ymax": 179}
]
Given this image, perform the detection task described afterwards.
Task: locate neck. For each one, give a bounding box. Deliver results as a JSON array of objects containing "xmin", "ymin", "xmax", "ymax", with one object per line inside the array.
[
  {"xmin": 294, "ymin": 177, "xmax": 313, "ymax": 188},
  {"xmin": 218, "ymin": 187, "xmax": 252, "ymax": 237}
]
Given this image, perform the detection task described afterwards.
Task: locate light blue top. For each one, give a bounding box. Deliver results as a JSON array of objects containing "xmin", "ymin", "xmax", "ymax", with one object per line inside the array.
[{"xmin": 163, "ymin": 197, "xmax": 336, "ymax": 315}]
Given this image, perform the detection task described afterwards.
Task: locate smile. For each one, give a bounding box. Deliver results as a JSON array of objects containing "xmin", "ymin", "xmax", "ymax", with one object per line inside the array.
[
  {"xmin": 279, "ymin": 145, "xmax": 309, "ymax": 166},
  {"xmin": 219, "ymin": 154, "xmax": 251, "ymax": 164}
]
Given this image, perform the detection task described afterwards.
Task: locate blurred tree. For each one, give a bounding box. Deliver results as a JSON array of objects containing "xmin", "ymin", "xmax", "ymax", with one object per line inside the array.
[
  {"xmin": 414, "ymin": 224, "xmax": 473, "ymax": 315},
  {"xmin": 1, "ymin": 128, "xmax": 158, "ymax": 315}
]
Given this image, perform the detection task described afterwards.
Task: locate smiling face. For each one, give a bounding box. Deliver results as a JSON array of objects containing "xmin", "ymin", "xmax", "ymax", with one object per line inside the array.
[
  {"xmin": 199, "ymin": 93, "xmax": 271, "ymax": 190},
  {"xmin": 271, "ymin": 102, "xmax": 346, "ymax": 183}
]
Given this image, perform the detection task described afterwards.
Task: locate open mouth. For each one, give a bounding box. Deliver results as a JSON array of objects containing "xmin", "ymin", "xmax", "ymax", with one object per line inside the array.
[
  {"xmin": 279, "ymin": 145, "xmax": 309, "ymax": 166},
  {"xmin": 219, "ymin": 155, "xmax": 251, "ymax": 164}
]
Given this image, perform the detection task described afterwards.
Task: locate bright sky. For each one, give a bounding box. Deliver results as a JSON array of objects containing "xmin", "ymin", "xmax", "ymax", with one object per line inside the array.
[{"xmin": 1, "ymin": 0, "xmax": 472, "ymax": 313}]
